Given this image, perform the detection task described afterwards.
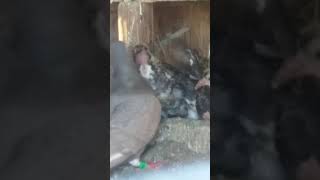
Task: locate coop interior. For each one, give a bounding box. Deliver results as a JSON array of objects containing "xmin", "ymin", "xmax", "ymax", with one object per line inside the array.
[
  {"xmin": 110, "ymin": 0, "xmax": 210, "ymax": 178},
  {"xmin": 111, "ymin": 0, "xmax": 210, "ymax": 121}
]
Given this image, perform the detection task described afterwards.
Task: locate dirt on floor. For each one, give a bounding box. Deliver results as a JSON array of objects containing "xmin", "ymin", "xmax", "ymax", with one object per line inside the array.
[{"xmin": 110, "ymin": 117, "xmax": 210, "ymax": 179}]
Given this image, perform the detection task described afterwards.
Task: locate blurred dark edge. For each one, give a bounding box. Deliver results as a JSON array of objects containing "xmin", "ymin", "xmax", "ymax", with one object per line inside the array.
[{"xmin": 0, "ymin": 0, "xmax": 110, "ymax": 180}]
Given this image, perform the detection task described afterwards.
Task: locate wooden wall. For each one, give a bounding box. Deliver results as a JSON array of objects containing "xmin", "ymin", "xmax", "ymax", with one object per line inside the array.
[
  {"xmin": 115, "ymin": 0, "xmax": 210, "ymax": 57},
  {"xmin": 117, "ymin": 2, "xmax": 154, "ymax": 46},
  {"xmin": 153, "ymin": 1, "xmax": 210, "ymax": 57},
  {"xmin": 110, "ymin": 3, "xmax": 119, "ymax": 42}
]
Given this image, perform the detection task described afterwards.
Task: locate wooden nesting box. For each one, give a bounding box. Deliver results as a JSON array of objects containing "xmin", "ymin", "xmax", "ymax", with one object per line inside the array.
[{"xmin": 110, "ymin": 0, "xmax": 210, "ymax": 58}]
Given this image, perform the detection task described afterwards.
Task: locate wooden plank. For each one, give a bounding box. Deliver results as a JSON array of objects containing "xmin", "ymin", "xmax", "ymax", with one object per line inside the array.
[{"xmin": 110, "ymin": 3, "xmax": 119, "ymax": 41}]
